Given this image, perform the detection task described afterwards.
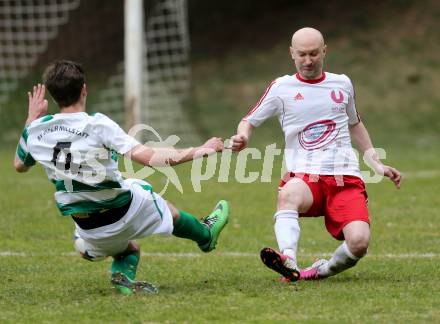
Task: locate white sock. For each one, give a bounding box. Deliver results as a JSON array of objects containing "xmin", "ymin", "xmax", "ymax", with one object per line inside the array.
[
  {"xmin": 318, "ymin": 242, "xmax": 360, "ymax": 278},
  {"xmin": 274, "ymin": 210, "xmax": 300, "ymax": 264}
]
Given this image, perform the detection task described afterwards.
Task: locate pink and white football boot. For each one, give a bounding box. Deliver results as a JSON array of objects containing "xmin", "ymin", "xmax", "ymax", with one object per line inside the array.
[{"xmin": 300, "ymin": 259, "xmax": 328, "ymax": 280}]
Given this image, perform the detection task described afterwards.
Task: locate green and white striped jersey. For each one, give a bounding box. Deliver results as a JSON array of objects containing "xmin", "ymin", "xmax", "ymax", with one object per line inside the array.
[{"xmin": 16, "ymin": 112, "xmax": 140, "ymax": 216}]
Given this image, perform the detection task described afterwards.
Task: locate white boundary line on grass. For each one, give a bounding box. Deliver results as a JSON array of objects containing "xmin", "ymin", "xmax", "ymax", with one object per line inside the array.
[
  {"xmin": 0, "ymin": 251, "xmax": 438, "ymax": 258},
  {"xmin": 403, "ymin": 170, "xmax": 440, "ymax": 179}
]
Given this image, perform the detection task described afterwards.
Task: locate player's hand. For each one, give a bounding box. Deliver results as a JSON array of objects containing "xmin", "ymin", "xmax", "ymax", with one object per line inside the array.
[
  {"xmin": 202, "ymin": 137, "xmax": 224, "ymax": 152},
  {"xmin": 229, "ymin": 134, "xmax": 248, "ymax": 152},
  {"xmin": 373, "ymin": 163, "xmax": 401, "ymax": 189},
  {"xmin": 27, "ymin": 84, "xmax": 48, "ymax": 124},
  {"xmin": 382, "ymin": 165, "xmax": 401, "ymax": 189}
]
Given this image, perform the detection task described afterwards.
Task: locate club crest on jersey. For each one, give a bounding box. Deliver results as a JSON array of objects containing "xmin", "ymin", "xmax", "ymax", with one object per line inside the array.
[
  {"xmin": 330, "ymin": 90, "xmax": 344, "ymax": 103},
  {"xmin": 299, "ymin": 119, "xmax": 339, "ymax": 150}
]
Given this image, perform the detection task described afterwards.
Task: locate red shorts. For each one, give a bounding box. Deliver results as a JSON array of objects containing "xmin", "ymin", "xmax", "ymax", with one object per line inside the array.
[{"xmin": 279, "ymin": 173, "xmax": 370, "ymax": 240}]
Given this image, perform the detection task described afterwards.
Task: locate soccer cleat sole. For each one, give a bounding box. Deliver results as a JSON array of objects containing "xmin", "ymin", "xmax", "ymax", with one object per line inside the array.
[
  {"xmin": 260, "ymin": 247, "xmax": 300, "ymax": 282},
  {"xmin": 111, "ymin": 272, "xmax": 158, "ymax": 295}
]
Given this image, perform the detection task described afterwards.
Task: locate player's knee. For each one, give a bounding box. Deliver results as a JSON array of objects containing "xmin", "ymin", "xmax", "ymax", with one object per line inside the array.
[
  {"xmin": 277, "ymin": 185, "xmax": 303, "ymax": 210},
  {"xmin": 74, "ymin": 237, "xmax": 93, "ymax": 261},
  {"xmin": 166, "ymin": 200, "xmax": 180, "ymax": 223},
  {"xmin": 126, "ymin": 240, "xmax": 140, "ymax": 254},
  {"xmin": 74, "ymin": 237, "xmax": 105, "ymax": 262},
  {"xmin": 277, "ymin": 178, "xmax": 313, "ymax": 212},
  {"xmin": 346, "ymin": 233, "xmax": 369, "ymax": 258}
]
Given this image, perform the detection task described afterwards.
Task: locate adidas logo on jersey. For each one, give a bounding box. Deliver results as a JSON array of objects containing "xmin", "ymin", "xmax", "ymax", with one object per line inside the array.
[{"xmin": 294, "ymin": 93, "xmax": 304, "ymax": 100}]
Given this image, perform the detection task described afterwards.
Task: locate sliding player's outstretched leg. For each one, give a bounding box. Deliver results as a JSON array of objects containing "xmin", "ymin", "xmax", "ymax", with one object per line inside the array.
[
  {"xmin": 199, "ymin": 200, "xmax": 230, "ymax": 252},
  {"xmin": 171, "ymin": 200, "xmax": 230, "ymax": 253}
]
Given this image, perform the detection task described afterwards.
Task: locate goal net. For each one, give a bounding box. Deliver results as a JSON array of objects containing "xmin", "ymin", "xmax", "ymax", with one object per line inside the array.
[
  {"xmin": 0, "ymin": 0, "xmax": 199, "ymax": 145},
  {"xmin": 0, "ymin": 0, "xmax": 81, "ymax": 104}
]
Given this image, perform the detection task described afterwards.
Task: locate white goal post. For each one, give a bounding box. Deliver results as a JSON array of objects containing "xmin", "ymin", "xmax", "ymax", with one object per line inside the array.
[{"xmin": 125, "ymin": 0, "xmax": 144, "ymax": 129}]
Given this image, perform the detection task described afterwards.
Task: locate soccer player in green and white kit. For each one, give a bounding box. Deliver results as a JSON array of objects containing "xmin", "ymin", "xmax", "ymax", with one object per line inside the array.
[{"xmin": 14, "ymin": 60, "xmax": 229, "ymax": 295}]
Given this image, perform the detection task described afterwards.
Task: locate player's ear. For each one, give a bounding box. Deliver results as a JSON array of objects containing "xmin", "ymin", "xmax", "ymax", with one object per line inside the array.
[
  {"xmin": 322, "ymin": 44, "xmax": 327, "ymax": 57},
  {"xmin": 289, "ymin": 46, "xmax": 295, "ymax": 60},
  {"xmin": 82, "ymin": 83, "xmax": 87, "ymax": 97}
]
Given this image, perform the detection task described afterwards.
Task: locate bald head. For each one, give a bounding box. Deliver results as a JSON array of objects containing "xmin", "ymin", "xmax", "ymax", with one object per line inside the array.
[
  {"xmin": 291, "ymin": 27, "xmax": 325, "ymax": 50},
  {"xmin": 290, "ymin": 27, "xmax": 326, "ymax": 80}
]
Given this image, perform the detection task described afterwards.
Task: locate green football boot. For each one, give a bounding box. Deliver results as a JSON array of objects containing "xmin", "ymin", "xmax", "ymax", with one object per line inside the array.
[
  {"xmin": 111, "ymin": 272, "xmax": 158, "ymax": 295},
  {"xmin": 199, "ymin": 200, "xmax": 230, "ymax": 252}
]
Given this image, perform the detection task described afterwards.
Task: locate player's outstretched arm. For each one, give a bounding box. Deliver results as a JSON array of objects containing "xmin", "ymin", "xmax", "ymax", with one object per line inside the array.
[
  {"xmin": 349, "ymin": 121, "xmax": 401, "ymax": 188},
  {"xmin": 229, "ymin": 120, "xmax": 254, "ymax": 152},
  {"xmin": 126, "ymin": 137, "xmax": 224, "ymax": 167},
  {"xmin": 14, "ymin": 84, "xmax": 48, "ymax": 173}
]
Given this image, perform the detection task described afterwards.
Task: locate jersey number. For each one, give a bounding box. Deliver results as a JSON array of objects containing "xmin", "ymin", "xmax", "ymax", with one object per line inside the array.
[{"xmin": 51, "ymin": 141, "xmax": 73, "ymax": 170}]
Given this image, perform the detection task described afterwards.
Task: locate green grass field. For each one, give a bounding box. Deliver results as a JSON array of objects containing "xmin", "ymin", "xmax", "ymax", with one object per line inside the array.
[
  {"xmin": 1, "ymin": 2, "xmax": 440, "ymax": 321},
  {"xmin": 1, "ymin": 140, "xmax": 439, "ymax": 322}
]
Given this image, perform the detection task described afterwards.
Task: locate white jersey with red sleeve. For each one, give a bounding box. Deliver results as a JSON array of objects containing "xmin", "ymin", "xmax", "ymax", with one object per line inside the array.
[{"xmin": 243, "ymin": 72, "xmax": 362, "ymax": 177}]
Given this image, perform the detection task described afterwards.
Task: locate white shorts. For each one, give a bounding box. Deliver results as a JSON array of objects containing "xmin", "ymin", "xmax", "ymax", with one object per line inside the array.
[{"xmin": 74, "ymin": 178, "xmax": 174, "ymax": 259}]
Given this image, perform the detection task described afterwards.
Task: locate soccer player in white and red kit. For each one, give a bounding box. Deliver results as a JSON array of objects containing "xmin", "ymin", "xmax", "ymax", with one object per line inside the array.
[{"xmin": 230, "ymin": 27, "xmax": 401, "ymax": 281}]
